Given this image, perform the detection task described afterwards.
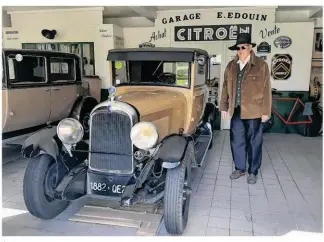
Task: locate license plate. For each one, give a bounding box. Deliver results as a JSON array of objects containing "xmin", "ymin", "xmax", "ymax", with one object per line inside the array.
[
  {"xmin": 87, "ymin": 172, "xmax": 131, "ymax": 197},
  {"xmin": 89, "ymin": 181, "xmax": 126, "ymax": 196}
]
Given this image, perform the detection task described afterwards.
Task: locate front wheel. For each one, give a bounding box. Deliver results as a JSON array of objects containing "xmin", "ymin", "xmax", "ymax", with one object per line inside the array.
[
  {"xmin": 163, "ymin": 141, "xmax": 193, "ymax": 235},
  {"xmin": 23, "ymin": 154, "xmax": 70, "ymax": 219}
]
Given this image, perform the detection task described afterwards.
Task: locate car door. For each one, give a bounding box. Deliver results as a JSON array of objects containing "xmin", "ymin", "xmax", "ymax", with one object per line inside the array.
[
  {"xmin": 48, "ymin": 56, "xmax": 79, "ymax": 123},
  {"xmin": 189, "ymin": 59, "xmax": 209, "ymax": 133},
  {"xmin": 4, "ymin": 53, "xmax": 51, "ymax": 133}
]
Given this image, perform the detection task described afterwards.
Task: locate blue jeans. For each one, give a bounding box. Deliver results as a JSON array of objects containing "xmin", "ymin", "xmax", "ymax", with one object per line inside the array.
[{"xmin": 230, "ymin": 107, "xmax": 263, "ymax": 175}]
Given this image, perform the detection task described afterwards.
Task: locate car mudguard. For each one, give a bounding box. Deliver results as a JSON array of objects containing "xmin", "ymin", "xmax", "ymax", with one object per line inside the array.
[
  {"xmin": 21, "ymin": 126, "xmax": 87, "ymax": 188},
  {"xmin": 21, "ymin": 126, "xmax": 60, "ymax": 161},
  {"xmin": 158, "ymin": 134, "xmax": 194, "ymax": 169},
  {"xmin": 69, "ymin": 96, "xmax": 98, "ymax": 121}
]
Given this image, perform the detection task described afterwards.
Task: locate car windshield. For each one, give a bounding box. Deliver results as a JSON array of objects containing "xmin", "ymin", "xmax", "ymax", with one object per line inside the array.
[{"xmin": 112, "ymin": 60, "xmax": 190, "ymax": 88}]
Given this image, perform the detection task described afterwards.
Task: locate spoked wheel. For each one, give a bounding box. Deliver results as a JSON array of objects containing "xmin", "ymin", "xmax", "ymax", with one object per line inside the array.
[
  {"xmin": 164, "ymin": 141, "xmax": 193, "ymax": 235},
  {"xmin": 23, "ymin": 154, "xmax": 70, "ymax": 219}
]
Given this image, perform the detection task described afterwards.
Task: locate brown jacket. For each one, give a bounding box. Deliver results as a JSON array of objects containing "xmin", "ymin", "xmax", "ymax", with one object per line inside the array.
[{"xmin": 219, "ymin": 50, "xmax": 272, "ymax": 119}]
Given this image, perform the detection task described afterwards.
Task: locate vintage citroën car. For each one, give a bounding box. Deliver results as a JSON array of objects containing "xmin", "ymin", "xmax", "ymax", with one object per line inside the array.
[{"xmin": 21, "ymin": 47, "xmax": 217, "ymax": 235}]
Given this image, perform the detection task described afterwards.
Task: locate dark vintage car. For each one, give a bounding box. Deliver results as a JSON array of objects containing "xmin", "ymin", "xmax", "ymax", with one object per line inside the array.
[{"xmin": 21, "ymin": 47, "xmax": 216, "ymax": 235}]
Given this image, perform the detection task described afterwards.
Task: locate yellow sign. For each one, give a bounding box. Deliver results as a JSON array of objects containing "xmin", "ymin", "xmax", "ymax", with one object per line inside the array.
[{"xmin": 115, "ymin": 62, "xmax": 123, "ymax": 70}]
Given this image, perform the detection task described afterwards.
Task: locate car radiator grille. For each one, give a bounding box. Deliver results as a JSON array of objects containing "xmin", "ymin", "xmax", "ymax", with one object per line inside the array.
[{"xmin": 89, "ymin": 109, "xmax": 134, "ymax": 174}]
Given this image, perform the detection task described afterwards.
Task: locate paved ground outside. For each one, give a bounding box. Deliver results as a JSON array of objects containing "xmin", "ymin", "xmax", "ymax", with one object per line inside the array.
[{"xmin": 2, "ymin": 131, "xmax": 323, "ymax": 236}]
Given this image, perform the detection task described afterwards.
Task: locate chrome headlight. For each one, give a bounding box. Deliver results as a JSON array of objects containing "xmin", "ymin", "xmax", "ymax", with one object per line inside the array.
[
  {"xmin": 57, "ymin": 118, "xmax": 84, "ymax": 145},
  {"xmin": 130, "ymin": 122, "xmax": 158, "ymax": 150}
]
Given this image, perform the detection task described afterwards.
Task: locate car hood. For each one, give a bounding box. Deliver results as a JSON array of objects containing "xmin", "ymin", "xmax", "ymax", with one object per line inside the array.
[{"xmin": 116, "ymin": 88, "xmax": 187, "ymax": 139}]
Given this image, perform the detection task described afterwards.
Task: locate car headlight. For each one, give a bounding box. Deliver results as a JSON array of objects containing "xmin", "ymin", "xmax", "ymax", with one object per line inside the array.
[
  {"xmin": 57, "ymin": 118, "xmax": 84, "ymax": 145},
  {"xmin": 130, "ymin": 122, "xmax": 158, "ymax": 150}
]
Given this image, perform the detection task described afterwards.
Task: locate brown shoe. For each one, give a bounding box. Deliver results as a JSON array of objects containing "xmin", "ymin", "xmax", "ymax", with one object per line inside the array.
[{"xmin": 229, "ymin": 170, "xmax": 245, "ymax": 179}]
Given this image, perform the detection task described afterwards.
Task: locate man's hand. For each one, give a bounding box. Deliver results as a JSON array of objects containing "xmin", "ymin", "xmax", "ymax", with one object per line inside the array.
[
  {"xmin": 221, "ymin": 111, "xmax": 227, "ymax": 120},
  {"xmin": 261, "ymin": 115, "xmax": 270, "ymax": 123}
]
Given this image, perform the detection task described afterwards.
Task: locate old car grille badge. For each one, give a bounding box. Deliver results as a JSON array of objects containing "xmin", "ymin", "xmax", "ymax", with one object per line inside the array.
[
  {"xmin": 107, "ymin": 104, "xmax": 112, "ymax": 113},
  {"xmin": 134, "ymin": 150, "xmax": 145, "ymax": 161}
]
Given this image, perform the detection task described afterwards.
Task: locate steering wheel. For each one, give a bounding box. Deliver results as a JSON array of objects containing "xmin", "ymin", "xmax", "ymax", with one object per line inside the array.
[{"xmin": 157, "ymin": 72, "xmax": 176, "ymax": 84}]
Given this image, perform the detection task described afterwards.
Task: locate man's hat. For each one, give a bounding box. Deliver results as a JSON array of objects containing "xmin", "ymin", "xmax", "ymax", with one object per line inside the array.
[{"xmin": 228, "ymin": 33, "xmax": 256, "ymax": 51}]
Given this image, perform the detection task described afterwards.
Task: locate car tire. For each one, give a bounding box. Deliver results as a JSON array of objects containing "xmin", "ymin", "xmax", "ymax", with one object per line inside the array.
[
  {"xmin": 207, "ymin": 112, "xmax": 214, "ymax": 149},
  {"xmin": 163, "ymin": 141, "xmax": 193, "ymax": 235},
  {"xmin": 23, "ymin": 154, "xmax": 70, "ymax": 220}
]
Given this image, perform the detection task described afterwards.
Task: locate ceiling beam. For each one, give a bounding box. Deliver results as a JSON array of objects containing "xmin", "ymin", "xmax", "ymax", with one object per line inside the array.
[
  {"xmin": 309, "ymin": 7, "xmax": 322, "ymax": 18},
  {"xmin": 128, "ymin": 6, "xmax": 156, "ymax": 23}
]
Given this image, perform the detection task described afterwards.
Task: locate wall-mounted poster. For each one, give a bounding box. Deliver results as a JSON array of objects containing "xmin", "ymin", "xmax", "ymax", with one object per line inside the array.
[
  {"xmin": 271, "ymin": 54, "xmax": 292, "ymax": 80},
  {"xmin": 313, "ymin": 27, "xmax": 323, "ymax": 60}
]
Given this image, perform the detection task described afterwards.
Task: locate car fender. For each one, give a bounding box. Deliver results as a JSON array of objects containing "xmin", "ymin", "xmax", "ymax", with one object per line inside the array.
[
  {"xmin": 21, "ymin": 126, "xmax": 61, "ymax": 161},
  {"xmin": 69, "ymin": 96, "xmax": 98, "ymax": 121},
  {"xmin": 158, "ymin": 134, "xmax": 194, "ymax": 169}
]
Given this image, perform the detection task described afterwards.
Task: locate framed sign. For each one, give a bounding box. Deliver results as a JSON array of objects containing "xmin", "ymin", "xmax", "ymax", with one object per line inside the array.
[
  {"xmin": 271, "ymin": 54, "xmax": 292, "ymax": 80},
  {"xmin": 313, "ymin": 28, "xmax": 323, "ymax": 60}
]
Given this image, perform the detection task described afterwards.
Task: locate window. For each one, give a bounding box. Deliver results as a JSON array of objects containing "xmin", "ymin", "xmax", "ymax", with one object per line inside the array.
[
  {"xmin": 22, "ymin": 42, "xmax": 95, "ymax": 76},
  {"xmin": 50, "ymin": 57, "xmax": 75, "ymax": 82},
  {"xmin": 7, "ymin": 55, "xmax": 46, "ymax": 84},
  {"xmin": 112, "ymin": 60, "xmax": 190, "ymax": 88}
]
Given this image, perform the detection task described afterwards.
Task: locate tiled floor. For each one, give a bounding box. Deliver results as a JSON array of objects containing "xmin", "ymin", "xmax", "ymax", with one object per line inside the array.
[{"xmin": 2, "ymin": 131, "xmax": 323, "ymax": 236}]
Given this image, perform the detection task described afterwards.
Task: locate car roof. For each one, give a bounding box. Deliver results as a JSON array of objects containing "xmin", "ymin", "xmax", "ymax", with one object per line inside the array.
[
  {"xmin": 2, "ymin": 48, "xmax": 80, "ymax": 58},
  {"xmin": 108, "ymin": 47, "xmax": 209, "ymax": 56}
]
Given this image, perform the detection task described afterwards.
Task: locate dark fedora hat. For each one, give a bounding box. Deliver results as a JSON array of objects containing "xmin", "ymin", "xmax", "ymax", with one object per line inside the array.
[{"xmin": 228, "ymin": 33, "xmax": 256, "ymax": 50}]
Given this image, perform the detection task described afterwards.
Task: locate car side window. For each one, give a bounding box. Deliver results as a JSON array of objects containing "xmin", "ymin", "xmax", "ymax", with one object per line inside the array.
[
  {"xmin": 7, "ymin": 55, "xmax": 46, "ymax": 84},
  {"xmin": 50, "ymin": 57, "xmax": 76, "ymax": 83}
]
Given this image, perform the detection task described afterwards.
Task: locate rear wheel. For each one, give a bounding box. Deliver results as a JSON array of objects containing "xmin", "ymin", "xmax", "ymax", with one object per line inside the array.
[
  {"xmin": 207, "ymin": 112, "xmax": 214, "ymax": 149},
  {"xmin": 23, "ymin": 154, "xmax": 70, "ymax": 219},
  {"xmin": 164, "ymin": 141, "xmax": 193, "ymax": 235}
]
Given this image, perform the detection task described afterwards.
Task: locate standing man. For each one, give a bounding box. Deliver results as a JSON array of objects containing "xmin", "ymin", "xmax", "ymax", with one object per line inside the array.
[{"xmin": 219, "ymin": 33, "xmax": 272, "ymax": 184}]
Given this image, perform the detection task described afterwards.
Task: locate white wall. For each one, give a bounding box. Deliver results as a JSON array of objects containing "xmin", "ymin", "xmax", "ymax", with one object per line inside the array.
[
  {"xmin": 275, "ymin": 10, "xmax": 311, "ymax": 23},
  {"xmin": 123, "ymin": 26, "xmax": 171, "ymax": 48},
  {"xmin": 9, "ymin": 8, "xmax": 103, "ymax": 28},
  {"xmin": 122, "ymin": 7, "xmax": 315, "ymax": 92},
  {"xmin": 262, "ymin": 22, "xmax": 314, "ymax": 91},
  {"xmin": 3, "ymin": 6, "xmax": 319, "ymax": 90},
  {"xmin": 104, "ymin": 17, "xmax": 154, "ymax": 27},
  {"xmin": 2, "ymin": 8, "xmax": 122, "ymax": 89}
]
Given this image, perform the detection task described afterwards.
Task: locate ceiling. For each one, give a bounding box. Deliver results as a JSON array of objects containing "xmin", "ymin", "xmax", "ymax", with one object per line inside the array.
[{"xmin": 2, "ymin": 5, "xmax": 323, "ymax": 18}]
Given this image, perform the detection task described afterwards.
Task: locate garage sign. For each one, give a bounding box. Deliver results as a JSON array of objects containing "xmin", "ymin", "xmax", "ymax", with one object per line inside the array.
[
  {"xmin": 175, "ymin": 24, "xmax": 252, "ymax": 41},
  {"xmin": 271, "ymin": 54, "xmax": 292, "ymax": 80}
]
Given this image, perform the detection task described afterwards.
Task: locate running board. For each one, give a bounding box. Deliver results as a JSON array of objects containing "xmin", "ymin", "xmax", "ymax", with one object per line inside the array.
[
  {"xmin": 69, "ymin": 204, "xmax": 163, "ymax": 236},
  {"xmin": 194, "ymin": 123, "xmax": 213, "ymax": 167}
]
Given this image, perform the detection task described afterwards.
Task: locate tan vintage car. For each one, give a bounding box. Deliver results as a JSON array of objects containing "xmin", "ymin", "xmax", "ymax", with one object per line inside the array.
[
  {"xmin": 21, "ymin": 47, "xmax": 216, "ymax": 235},
  {"xmin": 2, "ymin": 49, "xmax": 101, "ymax": 143}
]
